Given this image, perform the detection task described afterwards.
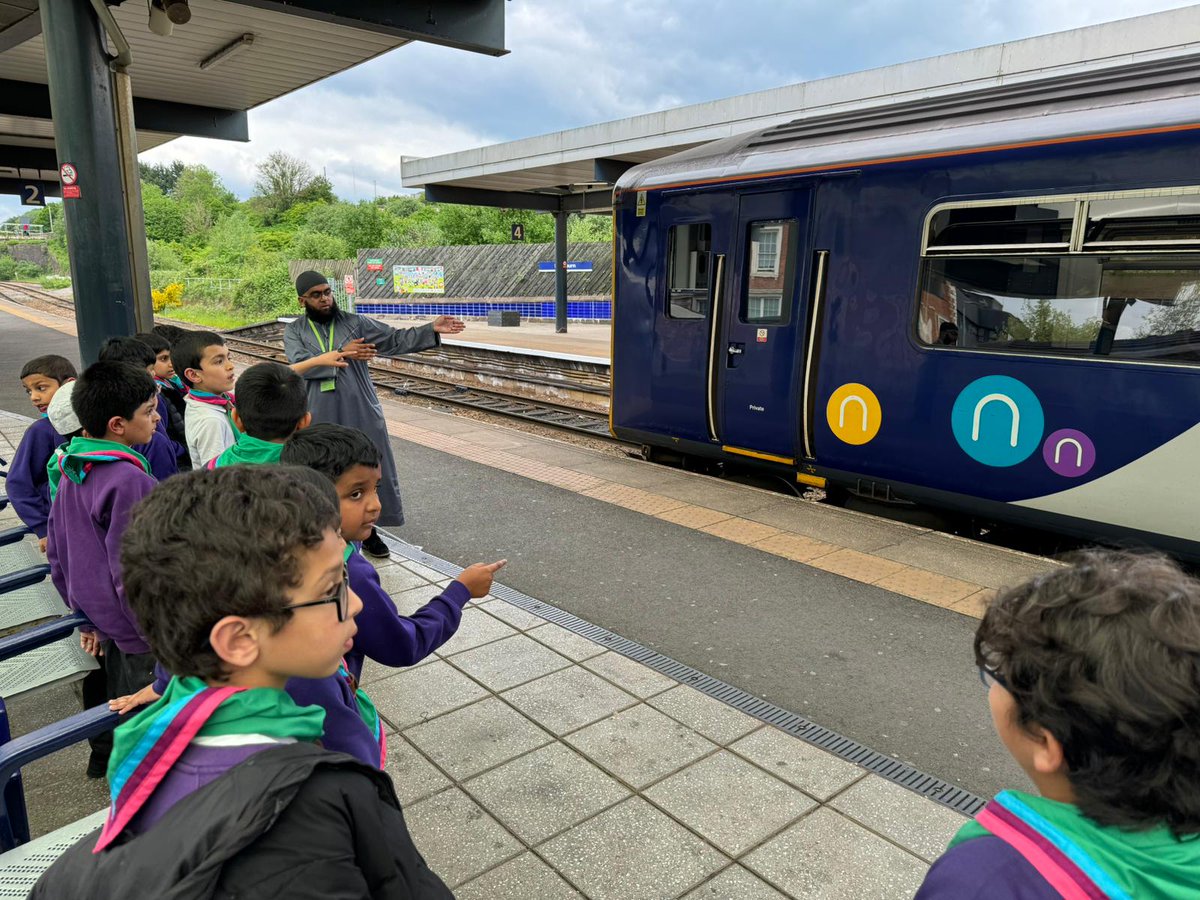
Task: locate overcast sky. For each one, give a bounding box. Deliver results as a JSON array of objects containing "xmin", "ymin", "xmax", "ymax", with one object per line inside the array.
[{"xmin": 4, "ymin": 0, "xmax": 1195, "ymax": 223}]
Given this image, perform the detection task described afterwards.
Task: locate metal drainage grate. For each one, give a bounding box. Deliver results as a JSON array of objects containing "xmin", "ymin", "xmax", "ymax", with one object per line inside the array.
[{"xmin": 381, "ymin": 533, "xmax": 986, "ymax": 818}]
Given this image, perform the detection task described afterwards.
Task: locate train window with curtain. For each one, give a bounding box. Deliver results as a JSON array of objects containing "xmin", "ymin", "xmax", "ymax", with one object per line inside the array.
[
  {"xmin": 741, "ymin": 219, "xmax": 797, "ymax": 325},
  {"xmin": 916, "ymin": 254, "xmax": 1200, "ymax": 364},
  {"xmin": 666, "ymin": 223, "xmax": 712, "ymax": 319},
  {"xmin": 926, "ymin": 201, "xmax": 1075, "ymax": 251}
]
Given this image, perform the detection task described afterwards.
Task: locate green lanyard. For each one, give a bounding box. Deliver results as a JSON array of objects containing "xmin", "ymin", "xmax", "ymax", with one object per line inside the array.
[{"xmin": 307, "ymin": 317, "xmax": 335, "ymax": 353}]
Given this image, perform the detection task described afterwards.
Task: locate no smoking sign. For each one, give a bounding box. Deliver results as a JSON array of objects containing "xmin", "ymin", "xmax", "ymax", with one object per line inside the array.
[{"xmin": 60, "ymin": 162, "xmax": 81, "ymax": 198}]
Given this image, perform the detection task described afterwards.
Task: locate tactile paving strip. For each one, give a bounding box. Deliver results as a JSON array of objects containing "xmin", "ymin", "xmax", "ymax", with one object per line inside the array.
[{"xmin": 383, "ymin": 532, "xmax": 986, "ymax": 817}]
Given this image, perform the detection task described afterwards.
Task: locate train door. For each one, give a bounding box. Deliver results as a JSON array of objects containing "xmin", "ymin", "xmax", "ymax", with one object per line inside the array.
[
  {"xmin": 652, "ymin": 191, "xmax": 736, "ymax": 445},
  {"xmin": 715, "ymin": 189, "xmax": 814, "ymax": 461}
]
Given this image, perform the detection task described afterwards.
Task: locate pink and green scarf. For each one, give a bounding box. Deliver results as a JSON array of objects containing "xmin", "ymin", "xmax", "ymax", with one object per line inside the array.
[
  {"xmin": 950, "ymin": 790, "xmax": 1200, "ymax": 898},
  {"xmin": 95, "ymin": 675, "xmax": 325, "ymax": 853},
  {"xmin": 47, "ymin": 436, "xmax": 151, "ymax": 502}
]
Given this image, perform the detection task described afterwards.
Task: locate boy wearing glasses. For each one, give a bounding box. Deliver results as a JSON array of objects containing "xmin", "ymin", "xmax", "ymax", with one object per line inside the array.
[
  {"xmin": 282, "ymin": 424, "xmax": 505, "ymax": 766},
  {"xmin": 283, "ymin": 270, "xmax": 465, "ymax": 558},
  {"xmin": 916, "ymin": 551, "xmax": 1200, "ymax": 898},
  {"xmin": 32, "ymin": 466, "xmax": 454, "ymax": 899}
]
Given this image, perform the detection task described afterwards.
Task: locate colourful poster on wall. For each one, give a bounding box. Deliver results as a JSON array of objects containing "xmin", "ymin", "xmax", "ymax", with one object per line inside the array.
[{"xmin": 393, "ymin": 265, "xmax": 445, "ymax": 294}]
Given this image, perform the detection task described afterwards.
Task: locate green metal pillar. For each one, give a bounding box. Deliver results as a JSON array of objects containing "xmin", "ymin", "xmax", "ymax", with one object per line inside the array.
[
  {"xmin": 38, "ymin": 0, "xmax": 141, "ymax": 363},
  {"xmin": 554, "ymin": 209, "xmax": 568, "ymax": 333}
]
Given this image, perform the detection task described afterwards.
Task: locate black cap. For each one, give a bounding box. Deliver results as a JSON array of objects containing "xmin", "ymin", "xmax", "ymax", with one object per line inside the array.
[{"xmin": 295, "ymin": 270, "xmax": 329, "ymax": 297}]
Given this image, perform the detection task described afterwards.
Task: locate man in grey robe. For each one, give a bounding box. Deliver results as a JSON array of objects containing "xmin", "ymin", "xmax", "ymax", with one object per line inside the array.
[{"xmin": 284, "ymin": 270, "xmax": 465, "ymax": 556}]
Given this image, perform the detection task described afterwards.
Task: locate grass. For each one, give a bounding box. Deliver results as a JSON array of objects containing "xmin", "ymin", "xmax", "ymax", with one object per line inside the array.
[
  {"xmin": 166, "ymin": 303, "xmax": 259, "ymax": 331},
  {"xmin": 36, "ymin": 275, "xmax": 72, "ymax": 290}
]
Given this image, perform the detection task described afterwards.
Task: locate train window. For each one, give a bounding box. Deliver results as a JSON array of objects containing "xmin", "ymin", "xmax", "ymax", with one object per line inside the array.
[
  {"xmin": 1084, "ymin": 194, "xmax": 1200, "ymax": 247},
  {"xmin": 927, "ymin": 201, "xmax": 1074, "ymax": 251},
  {"xmin": 741, "ymin": 219, "xmax": 797, "ymax": 325},
  {"xmin": 917, "ymin": 255, "xmax": 1200, "ymax": 364},
  {"xmin": 666, "ymin": 223, "xmax": 712, "ymax": 319}
]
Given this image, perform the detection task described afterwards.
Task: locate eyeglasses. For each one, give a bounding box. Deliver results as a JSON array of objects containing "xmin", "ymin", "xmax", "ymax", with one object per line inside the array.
[
  {"xmin": 286, "ymin": 565, "xmax": 349, "ymax": 621},
  {"xmin": 304, "ymin": 288, "xmax": 333, "ymax": 300},
  {"xmin": 978, "ymin": 664, "xmax": 1010, "ymax": 691}
]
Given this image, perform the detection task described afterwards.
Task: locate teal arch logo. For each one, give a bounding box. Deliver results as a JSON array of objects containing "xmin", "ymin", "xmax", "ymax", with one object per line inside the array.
[{"xmin": 951, "ymin": 376, "xmax": 1044, "ymax": 467}]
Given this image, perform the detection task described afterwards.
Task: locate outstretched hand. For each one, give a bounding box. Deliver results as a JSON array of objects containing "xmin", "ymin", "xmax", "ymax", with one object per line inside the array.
[
  {"xmin": 455, "ymin": 559, "xmax": 508, "ymax": 598},
  {"xmin": 311, "ymin": 350, "xmax": 349, "ymax": 368},
  {"xmin": 339, "ymin": 338, "xmax": 377, "ymax": 361},
  {"xmin": 109, "ymin": 683, "xmax": 160, "ymax": 715},
  {"xmin": 432, "ymin": 316, "xmax": 466, "ymax": 335}
]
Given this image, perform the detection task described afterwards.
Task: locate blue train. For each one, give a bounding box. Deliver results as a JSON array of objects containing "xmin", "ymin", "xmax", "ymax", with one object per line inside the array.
[{"xmin": 611, "ymin": 95, "xmax": 1200, "ymax": 559}]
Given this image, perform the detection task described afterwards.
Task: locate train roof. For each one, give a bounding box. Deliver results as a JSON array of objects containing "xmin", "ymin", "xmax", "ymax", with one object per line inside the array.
[{"xmin": 616, "ymin": 91, "xmax": 1200, "ymax": 194}]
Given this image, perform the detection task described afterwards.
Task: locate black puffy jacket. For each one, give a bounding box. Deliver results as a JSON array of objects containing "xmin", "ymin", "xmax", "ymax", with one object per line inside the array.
[{"xmin": 30, "ymin": 743, "xmax": 454, "ymax": 900}]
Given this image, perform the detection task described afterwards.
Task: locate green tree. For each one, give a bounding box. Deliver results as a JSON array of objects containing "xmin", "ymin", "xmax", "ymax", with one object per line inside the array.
[
  {"xmin": 254, "ymin": 151, "xmax": 331, "ymax": 222},
  {"xmin": 141, "ymin": 182, "xmax": 184, "ymax": 242},
  {"xmin": 290, "ymin": 230, "xmax": 351, "ymax": 260},
  {"xmin": 175, "ymin": 165, "xmax": 237, "ymax": 243},
  {"xmin": 139, "ymin": 160, "xmax": 184, "ymax": 195}
]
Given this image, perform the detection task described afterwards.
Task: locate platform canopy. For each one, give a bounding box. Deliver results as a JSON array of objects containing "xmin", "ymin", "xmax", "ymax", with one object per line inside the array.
[
  {"xmin": 400, "ymin": 5, "xmax": 1200, "ymax": 215},
  {"xmin": 0, "ymin": 0, "xmax": 508, "ymax": 196}
]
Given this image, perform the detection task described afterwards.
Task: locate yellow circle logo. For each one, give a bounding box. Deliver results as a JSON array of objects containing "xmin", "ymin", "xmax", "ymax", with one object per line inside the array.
[{"xmin": 826, "ymin": 383, "xmax": 882, "ymax": 445}]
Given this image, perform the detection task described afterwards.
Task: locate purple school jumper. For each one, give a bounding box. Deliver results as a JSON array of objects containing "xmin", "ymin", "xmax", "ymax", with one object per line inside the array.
[
  {"xmin": 342, "ymin": 547, "xmax": 469, "ymax": 682},
  {"xmin": 915, "ymin": 835, "xmax": 1060, "ymax": 899},
  {"xmin": 7, "ymin": 416, "xmax": 65, "ymax": 538},
  {"xmin": 133, "ymin": 408, "xmax": 182, "ymax": 481},
  {"xmin": 47, "ymin": 461, "xmax": 156, "ymax": 653},
  {"xmin": 127, "ymin": 742, "xmax": 273, "ymax": 836}
]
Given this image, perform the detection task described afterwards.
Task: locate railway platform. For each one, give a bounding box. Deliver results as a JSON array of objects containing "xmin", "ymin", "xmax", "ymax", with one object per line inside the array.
[{"xmin": 0, "ymin": 300, "xmax": 1062, "ymax": 897}]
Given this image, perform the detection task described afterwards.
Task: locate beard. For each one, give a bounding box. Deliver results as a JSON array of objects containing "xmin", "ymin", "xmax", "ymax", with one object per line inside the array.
[{"xmin": 304, "ymin": 300, "xmax": 338, "ymax": 324}]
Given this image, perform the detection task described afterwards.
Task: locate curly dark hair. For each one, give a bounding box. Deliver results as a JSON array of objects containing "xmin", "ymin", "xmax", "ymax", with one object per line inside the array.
[
  {"xmin": 121, "ymin": 465, "xmax": 341, "ymax": 682},
  {"xmin": 976, "ymin": 550, "xmax": 1200, "ymax": 835}
]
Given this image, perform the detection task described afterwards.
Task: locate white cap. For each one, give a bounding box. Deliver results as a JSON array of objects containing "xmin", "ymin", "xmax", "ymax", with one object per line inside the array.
[{"xmin": 46, "ymin": 380, "xmax": 81, "ymax": 436}]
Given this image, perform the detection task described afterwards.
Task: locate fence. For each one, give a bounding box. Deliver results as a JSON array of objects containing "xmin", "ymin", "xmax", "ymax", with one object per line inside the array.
[{"xmin": 0, "ymin": 224, "xmax": 48, "ymax": 237}]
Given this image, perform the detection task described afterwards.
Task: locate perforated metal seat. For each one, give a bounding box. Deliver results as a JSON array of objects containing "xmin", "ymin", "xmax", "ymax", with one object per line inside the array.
[{"xmin": 0, "ymin": 809, "xmax": 106, "ymax": 898}]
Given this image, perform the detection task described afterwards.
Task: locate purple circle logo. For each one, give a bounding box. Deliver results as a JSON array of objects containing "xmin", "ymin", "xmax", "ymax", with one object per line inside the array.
[{"xmin": 1042, "ymin": 429, "xmax": 1096, "ymax": 477}]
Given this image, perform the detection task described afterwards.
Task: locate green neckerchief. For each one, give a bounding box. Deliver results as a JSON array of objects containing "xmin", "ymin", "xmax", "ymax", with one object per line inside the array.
[
  {"xmin": 46, "ymin": 436, "xmax": 151, "ymax": 502},
  {"xmin": 99, "ymin": 675, "xmax": 326, "ymax": 850},
  {"xmin": 949, "ymin": 789, "xmax": 1200, "ymax": 899},
  {"xmin": 110, "ymin": 675, "xmax": 325, "ymax": 785},
  {"xmin": 212, "ymin": 434, "xmax": 285, "ymax": 468}
]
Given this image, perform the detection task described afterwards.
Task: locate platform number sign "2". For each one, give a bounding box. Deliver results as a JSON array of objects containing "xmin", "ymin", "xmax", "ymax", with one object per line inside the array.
[{"xmin": 20, "ymin": 183, "xmax": 44, "ymax": 207}]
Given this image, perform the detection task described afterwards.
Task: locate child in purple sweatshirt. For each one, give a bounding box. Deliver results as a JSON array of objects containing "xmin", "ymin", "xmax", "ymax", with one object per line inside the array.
[
  {"xmin": 8, "ymin": 354, "xmax": 76, "ymax": 547},
  {"xmin": 30, "ymin": 466, "xmax": 453, "ymax": 900},
  {"xmin": 47, "ymin": 361, "xmax": 161, "ymax": 716},
  {"xmin": 915, "ymin": 551, "xmax": 1200, "ymax": 899},
  {"xmin": 98, "ymin": 336, "xmax": 186, "ymax": 480},
  {"xmin": 281, "ymin": 423, "xmax": 505, "ymax": 764}
]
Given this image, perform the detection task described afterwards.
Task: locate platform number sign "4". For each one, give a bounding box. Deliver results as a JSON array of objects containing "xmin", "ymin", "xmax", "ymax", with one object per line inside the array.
[{"xmin": 20, "ymin": 183, "xmax": 44, "ymax": 207}]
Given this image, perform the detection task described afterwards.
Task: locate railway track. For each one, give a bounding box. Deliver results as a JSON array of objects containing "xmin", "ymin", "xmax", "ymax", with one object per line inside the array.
[{"xmin": 0, "ymin": 282, "xmax": 619, "ymax": 440}]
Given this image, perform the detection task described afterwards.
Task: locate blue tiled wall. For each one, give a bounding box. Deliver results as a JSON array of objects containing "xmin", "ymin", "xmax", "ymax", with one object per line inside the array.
[{"xmin": 354, "ymin": 300, "xmax": 612, "ymax": 321}]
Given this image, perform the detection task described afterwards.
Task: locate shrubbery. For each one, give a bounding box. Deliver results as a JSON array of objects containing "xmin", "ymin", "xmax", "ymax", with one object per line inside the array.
[{"xmin": 1, "ymin": 152, "xmax": 615, "ymax": 328}]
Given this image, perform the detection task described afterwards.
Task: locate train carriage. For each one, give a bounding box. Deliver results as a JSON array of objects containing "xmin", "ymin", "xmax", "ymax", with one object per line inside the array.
[{"xmin": 610, "ymin": 94, "xmax": 1200, "ymax": 559}]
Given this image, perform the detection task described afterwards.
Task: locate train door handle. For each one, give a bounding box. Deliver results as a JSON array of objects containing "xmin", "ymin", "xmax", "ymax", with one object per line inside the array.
[{"xmin": 727, "ymin": 342, "xmax": 744, "ymax": 367}]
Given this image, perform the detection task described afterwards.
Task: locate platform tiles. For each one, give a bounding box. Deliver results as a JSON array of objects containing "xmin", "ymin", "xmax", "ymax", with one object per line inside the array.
[
  {"xmin": 0, "ymin": 407, "xmax": 969, "ymax": 898},
  {"xmin": 363, "ymin": 540, "xmax": 970, "ymax": 900},
  {"xmin": 379, "ymin": 403, "xmax": 1059, "ymax": 619}
]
